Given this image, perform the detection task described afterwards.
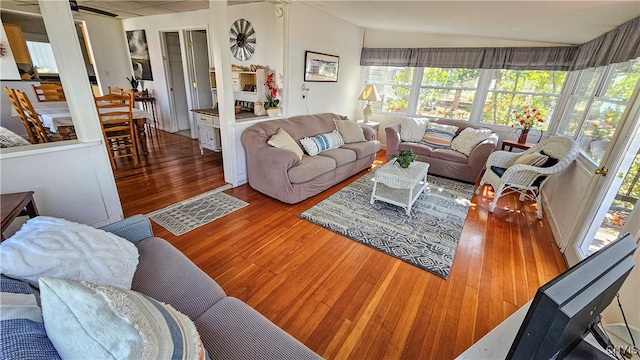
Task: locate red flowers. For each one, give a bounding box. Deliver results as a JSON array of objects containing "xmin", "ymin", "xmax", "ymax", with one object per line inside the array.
[
  {"xmin": 512, "ymin": 105, "xmax": 544, "ymax": 130},
  {"xmin": 264, "ymin": 73, "xmax": 279, "ymax": 110}
]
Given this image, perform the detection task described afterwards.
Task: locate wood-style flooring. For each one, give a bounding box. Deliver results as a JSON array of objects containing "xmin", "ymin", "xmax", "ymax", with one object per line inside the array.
[{"xmin": 114, "ymin": 130, "xmax": 567, "ymax": 359}]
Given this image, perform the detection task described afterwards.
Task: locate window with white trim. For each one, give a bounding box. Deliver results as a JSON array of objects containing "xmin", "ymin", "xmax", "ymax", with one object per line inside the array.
[
  {"xmin": 364, "ymin": 67, "xmax": 566, "ymax": 127},
  {"xmin": 26, "ymin": 41, "xmax": 59, "ymax": 74},
  {"xmin": 557, "ymin": 58, "xmax": 640, "ymax": 165}
]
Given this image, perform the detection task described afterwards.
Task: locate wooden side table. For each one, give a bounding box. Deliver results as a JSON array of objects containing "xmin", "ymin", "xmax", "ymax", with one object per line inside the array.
[
  {"xmin": 1, "ymin": 191, "xmax": 39, "ymax": 240},
  {"xmin": 501, "ymin": 139, "xmax": 536, "ymax": 152},
  {"xmin": 357, "ymin": 120, "xmax": 380, "ymax": 139}
]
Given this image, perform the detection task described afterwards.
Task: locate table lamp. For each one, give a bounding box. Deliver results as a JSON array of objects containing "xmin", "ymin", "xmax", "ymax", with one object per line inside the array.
[{"xmin": 358, "ymin": 84, "xmax": 381, "ymax": 123}]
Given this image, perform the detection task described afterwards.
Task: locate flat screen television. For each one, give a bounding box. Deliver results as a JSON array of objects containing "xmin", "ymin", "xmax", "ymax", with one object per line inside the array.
[{"xmin": 507, "ymin": 233, "xmax": 637, "ymax": 359}]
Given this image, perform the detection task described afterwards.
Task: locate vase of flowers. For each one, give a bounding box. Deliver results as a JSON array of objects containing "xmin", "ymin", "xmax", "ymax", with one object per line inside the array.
[
  {"xmin": 126, "ymin": 76, "xmax": 140, "ymax": 91},
  {"xmin": 511, "ymin": 105, "xmax": 544, "ymax": 143},
  {"xmin": 264, "ymin": 73, "xmax": 280, "ymax": 117}
]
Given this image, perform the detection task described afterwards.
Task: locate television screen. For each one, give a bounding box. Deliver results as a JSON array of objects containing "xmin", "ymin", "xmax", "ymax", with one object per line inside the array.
[{"xmin": 507, "ymin": 233, "xmax": 637, "ymax": 359}]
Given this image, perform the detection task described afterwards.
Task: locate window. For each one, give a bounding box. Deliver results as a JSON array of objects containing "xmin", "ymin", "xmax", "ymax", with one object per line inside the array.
[
  {"xmin": 418, "ymin": 68, "xmax": 481, "ymax": 120},
  {"xmin": 367, "ymin": 66, "xmax": 413, "ymax": 114},
  {"xmin": 558, "ymin": 58, "xmax": 640, "ymax": 165},
  {"xmin": 481, "ymin": 70, "xmax": 566, "ymax": 127},
  {"xmin": 26, "ymin": 41, "xmax": 59, "ymax": 74},
  {"xmin": 364, "ymin": 67, "xmax": 566, "ymax": 126}
]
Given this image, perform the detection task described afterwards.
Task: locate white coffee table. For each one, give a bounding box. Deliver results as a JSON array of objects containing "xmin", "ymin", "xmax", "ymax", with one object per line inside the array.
[{"xmin": 370, "ymin": 161, "xmax": 430, "ymax": 216}]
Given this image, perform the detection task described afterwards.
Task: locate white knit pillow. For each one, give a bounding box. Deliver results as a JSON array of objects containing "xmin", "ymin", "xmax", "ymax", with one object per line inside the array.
[
  {"xmin": 514, "ymin": 152, "xmax": 549, "ymax": 166},
  {"xmin": 0, "ymin": 216, "xmax": 139, "ymax": 289},
  {"xmin": 450, "ymin": 128, "xmax": 493, "ymax": 156},
  {"xmin": 400, "ymin": 117, "xmax": 429, "ymax": 142}
]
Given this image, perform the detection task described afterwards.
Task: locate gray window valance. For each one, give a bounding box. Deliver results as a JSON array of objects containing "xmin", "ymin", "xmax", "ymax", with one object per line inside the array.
[{"xmin": 361, "ymin": 17, "xmax": 640, "ymax": 71}]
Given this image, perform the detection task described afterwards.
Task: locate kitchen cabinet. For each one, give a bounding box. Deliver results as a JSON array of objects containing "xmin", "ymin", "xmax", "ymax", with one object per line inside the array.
[
  {"xmin": 3, "ymin": 24, "xmax": 31, "ymax": 64},
  {"xmin": 209, "ymin": 68, "xmax": 269, "ymax": 102},
  {"xmin": 195, "ymin": 112, "xmax": 221, "ymax": 154}
]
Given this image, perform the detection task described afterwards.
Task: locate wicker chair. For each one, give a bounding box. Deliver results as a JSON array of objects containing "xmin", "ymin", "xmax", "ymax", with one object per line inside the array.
[{"xmin": 476, "ymin": 136, "xmax": 579, "ymax": 219}]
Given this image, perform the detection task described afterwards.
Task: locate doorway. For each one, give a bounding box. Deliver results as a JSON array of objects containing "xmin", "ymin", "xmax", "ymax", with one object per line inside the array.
[
  {"xmin": 185, "ymin": 29, "xmax": 213, "ymax": 139},
  {"xmin": 162, "ymin": 31, "xmax": 190, "ymax": 137}
]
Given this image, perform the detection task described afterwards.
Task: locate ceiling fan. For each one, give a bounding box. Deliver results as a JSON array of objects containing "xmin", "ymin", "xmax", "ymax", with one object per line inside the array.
[{"xmin": 69, "ymin": 0, "xmax": 118, "ymax": 18}]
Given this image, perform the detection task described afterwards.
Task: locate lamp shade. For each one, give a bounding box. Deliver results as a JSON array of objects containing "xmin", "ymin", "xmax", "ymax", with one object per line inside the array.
[{"xmin": 358, "ymin": 84, "xmax": 381, "ymax": 102}]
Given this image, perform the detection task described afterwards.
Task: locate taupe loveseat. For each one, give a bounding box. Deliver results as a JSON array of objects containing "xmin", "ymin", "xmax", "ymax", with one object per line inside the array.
[
  {"xmin": 242, "ymin": 113, "xmax": 382, "ymax": 203},
  {"xmin": 386, "ymin": 118, "xmax": 499, "ymax": 183}
]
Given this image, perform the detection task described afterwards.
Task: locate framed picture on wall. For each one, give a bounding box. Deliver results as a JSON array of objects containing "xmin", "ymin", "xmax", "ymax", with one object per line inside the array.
[
  {"xmin": 126, "ymin": 29, "xmax": 153, "ymax": 81},
  {"xmin": 304, "ymin": 51, "xmax": 339, "ymax": 82}
]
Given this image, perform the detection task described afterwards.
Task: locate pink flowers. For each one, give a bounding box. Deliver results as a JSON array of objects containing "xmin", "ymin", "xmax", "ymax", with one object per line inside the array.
[{"xmin": 512, "ymin": 105, "xmax": 544, "ymax": 130}]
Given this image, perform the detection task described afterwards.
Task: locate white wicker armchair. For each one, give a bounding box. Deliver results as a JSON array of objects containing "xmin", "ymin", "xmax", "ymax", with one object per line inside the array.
[{"xmin": 476, "ymin": 136, "xmax": 579, "ymax": 219}]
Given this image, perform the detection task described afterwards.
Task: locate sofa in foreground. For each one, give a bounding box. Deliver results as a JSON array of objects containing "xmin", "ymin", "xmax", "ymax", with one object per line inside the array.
[
  {"xmin": 0, "ymin": 215, "xmax": 321, "ymax": 360},
  {"xmin": 242, "ymin": 113, "xmax": 382, "ymax": 204},
  {"xmin": 386, "ymin": 118, "xmax": 499, "ymax": 183}
]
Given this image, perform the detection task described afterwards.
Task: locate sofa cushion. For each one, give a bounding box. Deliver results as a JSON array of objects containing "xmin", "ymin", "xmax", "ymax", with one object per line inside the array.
[
  {"xmin": 268, "ymin": 128, "xmax": 304, "ymax": 161},
  {"xmin": 334, "ymin": 119, "xmax": 366, "ymax": 143},
  {"xmin": 451, "ymin": 127, "xmax": 493, "ymax": 156},
  {"xmin": 0, "ymin": 277, "xmax": 61, "ymax": 360},
  {"xmin": 300, "ymin": 130, "xmax": 344, "ymax": 156},
  {"xmin": 317, "ymin": 148, "xmax": 357, "ymax": 167},
  {"xmin": 132, "ymin": 237, "xmax": 226, "ymax": 321},
  {"xmin": 341, "ymin": 140, "xmax": 381, "ymax": 159},
  {"xmin": 400, "ymin": 117, "xmax": 429, "ymax": 142},
  {"xmin": 194, "ymin": 297, "xmax": 321, "ymax": 360},
  {"xmin": 420, "ymin": 123, "xmax": 458, "ymax": 149},
  {"xmin": 39, "ymin": 277, "xmax": 207, "ymax": 360},
  {"xmin": 0, "ymin": 216, "xmax": 138, "ymax": 290},
  {"xmin": 430, "ymin": 148, "xmax": 469, "ymax": 164},
  {"xmin": 288, "ymin": 155, "xmax": 336, "ymax": 184},
  {"xmin": 399, "ymin": 142, "xmax": 433, "ymax": 157}
]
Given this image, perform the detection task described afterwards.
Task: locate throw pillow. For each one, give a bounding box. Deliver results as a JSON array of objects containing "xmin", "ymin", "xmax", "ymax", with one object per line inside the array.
[
  {"xmin": 450, "ymin": 127, "xmax": 493, "ymax": 156},
  {"xmin": 0, "ymin": 216, "xmax": 139, "ymax": 289},
  {"xmin": 300, "ymin": 130, "xmax": 344, "ymax": 156},
  {"xmin": 420, "ymin": 123, "xmax": 459, "ymax": 149},
  {"xmin": 39, "ymin": 277, "xmax": 207, "ymax": 360},
  {"xmin": 514, "ymin": 152, "xmax": 549, "ymax": 167},
  {"xmin": 540, "ymin": 150, "xmax": 560, "ymax": 167},
  {"xmin": 0, "ymin": 277, "xmax": 61, "ymax": 360},
  {"xmin": 267, "ymin": 128, "xmax": 304, "ymax": 161},
  {"xmin": 334, "ymin": 119, "xmax": 366, "ymax": 143},
  {"xmin": 400, "ymin": 117, "xmax": 429, "ymax": 142}
]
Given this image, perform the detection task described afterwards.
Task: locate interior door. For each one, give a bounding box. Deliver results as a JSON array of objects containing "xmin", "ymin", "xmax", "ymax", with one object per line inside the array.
[
  {"xmin": 164, "ymin": 32, "xmax": 190, "ymax": 132},
  {"xmin": 185, "ymin": 29, "xmax": 213, "ymax": 138}
]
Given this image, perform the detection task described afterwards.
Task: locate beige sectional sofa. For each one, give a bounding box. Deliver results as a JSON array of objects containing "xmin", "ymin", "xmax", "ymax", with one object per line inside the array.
[
  {"xmin": 242, "ymin": 113, "xmax": 382, "ymax": 204},
  {"xmin": 386, "ymin": 118, "xmax": 499, "ymax": 183}
]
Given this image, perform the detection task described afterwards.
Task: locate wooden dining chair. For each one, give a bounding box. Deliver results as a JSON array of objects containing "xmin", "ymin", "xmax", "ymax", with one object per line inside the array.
[
  {"xmin": 31, "ymin": 83, "xmax": 65, "ymax": 102},
  {"xmin": 15, "ymin": 89, "xmax": 68, "ymax": 143},
  {"xmin": 94, "ymin": 93, "xmax": 139, "ymax": 168},
  {"xmin": 3, "ymin": 87, "xmax": 38, "ymax": 144},
  {"xmin": 108, "ymin": 87, "xmax": 124, "ymax": 95}
]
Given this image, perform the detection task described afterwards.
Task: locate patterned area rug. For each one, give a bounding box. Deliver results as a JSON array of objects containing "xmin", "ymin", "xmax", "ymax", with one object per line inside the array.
[
  {"xmin": 148, "ymin": 185, "xmax": 247, "ymax": 236},
  {"xmin": 300, "ymin": 172, "xmax": 474, "ymax": 278}
]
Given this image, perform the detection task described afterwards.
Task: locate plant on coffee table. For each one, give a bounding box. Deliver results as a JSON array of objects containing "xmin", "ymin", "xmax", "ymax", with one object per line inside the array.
[{"xmin": 391, "ymin": 150, "xmax": 417, "ymax": 168}]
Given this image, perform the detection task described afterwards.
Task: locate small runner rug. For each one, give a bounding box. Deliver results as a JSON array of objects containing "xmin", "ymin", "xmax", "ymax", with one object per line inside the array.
[
  {"xmin": 147, "ymin": 185, "xmax": 247, "ymax": 236},
  {"xmin": 300, "ymin": 172, "xmax": 474, "ymax": 279}
]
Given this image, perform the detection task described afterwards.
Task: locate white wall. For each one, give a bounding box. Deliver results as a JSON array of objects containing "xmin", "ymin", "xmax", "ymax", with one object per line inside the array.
[
  {"xmin": 287, "ymin": 3, "xmax": 364, "ymax": 118},
  {"xmin": 73, "ymin": 12, "xmax": 131, "ymax": 95}
]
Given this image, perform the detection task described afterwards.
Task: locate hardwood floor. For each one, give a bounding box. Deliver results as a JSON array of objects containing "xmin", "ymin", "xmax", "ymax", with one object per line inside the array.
[{"xmin": 114, "ymin": 131, "xmax": 567, "ymax": 359}]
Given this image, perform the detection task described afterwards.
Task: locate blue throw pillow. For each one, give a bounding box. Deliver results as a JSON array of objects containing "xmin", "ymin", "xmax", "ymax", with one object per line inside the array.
[{"xmin": 300, "ymin": 130, "xmax": 344, "ymax": 156}]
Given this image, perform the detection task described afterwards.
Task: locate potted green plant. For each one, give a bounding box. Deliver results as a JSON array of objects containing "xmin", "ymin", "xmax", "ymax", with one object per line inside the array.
[
  {"xmin": 391, "ymin": 150, "xmax": 417, "ymax": 168},
  {"xmin": 126, "ymin": 76, "xmax": 140, "ymax": 91}
]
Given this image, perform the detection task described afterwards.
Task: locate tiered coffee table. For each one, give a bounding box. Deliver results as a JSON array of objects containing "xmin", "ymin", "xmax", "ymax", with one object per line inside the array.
[{"xmin": 370, "ymin": 161, "xmax": 430, "ymax": 216}]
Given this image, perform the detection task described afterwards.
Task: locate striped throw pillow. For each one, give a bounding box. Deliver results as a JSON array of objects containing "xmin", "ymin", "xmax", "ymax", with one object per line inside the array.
[
  {"xmin": 420, "ymin": 123, "xmax": 459, "ymax": 149},
  {"xmin": 39, "ymin": 277, "xmax": 207, "ymax": 360},
  {"xmin": 300, "ymin": 130, "xmax": 344, "ymax": 156},
  {"xmin": 1, "ymin": 277, "xmax": 61, "ymax": 360}
]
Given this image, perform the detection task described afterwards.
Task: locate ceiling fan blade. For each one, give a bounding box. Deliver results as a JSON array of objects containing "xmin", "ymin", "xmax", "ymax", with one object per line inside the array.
[{"xmin": 76, "ymin": 5, "xmax": 118, "ymax": 18}]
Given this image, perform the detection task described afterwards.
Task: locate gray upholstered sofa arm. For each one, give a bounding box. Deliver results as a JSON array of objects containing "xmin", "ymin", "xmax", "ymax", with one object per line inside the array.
[{"xmin": 99, "ymin": 214, "xmax": 153, "ymax": 242}]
